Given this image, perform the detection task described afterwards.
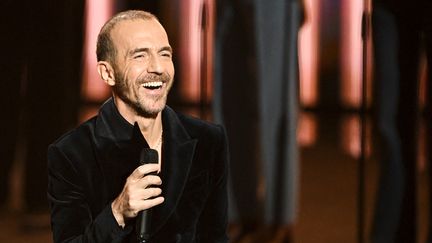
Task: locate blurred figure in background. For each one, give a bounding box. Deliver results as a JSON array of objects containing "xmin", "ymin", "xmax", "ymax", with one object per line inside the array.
[
  {"xmin": 215, "ymin": 0, "xmax": 305, "ymax": 242},
  {"xmin": 215, "ymin": 0, "xmax": 262, "ymax": 238},
  {"xmin": 370, "ymin": 0, "xmax": 432, "ymax": 242},
  {"xmin": 370, "ymin": 1, "xmax": 404, "ymax": 242}
]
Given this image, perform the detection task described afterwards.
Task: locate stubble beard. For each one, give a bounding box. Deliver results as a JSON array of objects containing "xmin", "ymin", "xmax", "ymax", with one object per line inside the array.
[{"xmin": 113, "ymin": 71, "xmax": 172, "ymax": 118}]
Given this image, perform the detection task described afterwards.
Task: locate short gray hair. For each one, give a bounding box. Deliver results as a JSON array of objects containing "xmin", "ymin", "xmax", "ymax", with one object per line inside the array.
[{"xmin": 96, "ymin": 10, "xmax": 159, "ymax": 63}]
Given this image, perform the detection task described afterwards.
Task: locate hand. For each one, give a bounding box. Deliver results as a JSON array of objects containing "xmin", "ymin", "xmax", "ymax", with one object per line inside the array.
[{"xmin": 111, "ymin": 163, "xmax": 164, "ymax": 227}]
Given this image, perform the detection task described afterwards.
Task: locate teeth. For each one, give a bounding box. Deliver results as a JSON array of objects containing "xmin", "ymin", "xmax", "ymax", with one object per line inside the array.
[{"xmin": 142, "ymin": 81, "xmax": 163, "ymax": 88}]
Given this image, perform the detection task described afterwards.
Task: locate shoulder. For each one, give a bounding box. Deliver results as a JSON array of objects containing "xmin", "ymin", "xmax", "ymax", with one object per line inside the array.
[
  {"xmin": 172, "ymin": 111, "xmax": 229, "ymax": 167},
  {"xmin": 173, "ymin": 111, "xmax": 229, "ymax": 184},
  {"xmin": 53, "ymin": 116, "xmax": 96, "ymax": 145},
  {"xmin": 48, "ymin": 116, "xmax": 98, "ymax": 160},
  {"xmin": 176, "ymin": 112, "xmax": 227, "ymax": 143},
  {"xmin": 47, "ymin": 116, "xmax": 100, "ymax": 186}
]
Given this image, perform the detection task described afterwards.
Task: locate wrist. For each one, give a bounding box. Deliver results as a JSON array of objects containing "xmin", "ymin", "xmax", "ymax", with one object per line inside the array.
[{"xmin": 111, "ymin": 201, "xmax": 125, "ymax": 228}]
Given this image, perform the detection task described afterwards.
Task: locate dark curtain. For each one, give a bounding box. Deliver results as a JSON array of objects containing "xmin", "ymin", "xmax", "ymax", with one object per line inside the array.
[
  {"xmin": 370, "ymin": 0, "xmax": 432, "ymax": 242},
  {"xmin": 0, "ymin": 0, "xmax": 85, "ymax": 215}
]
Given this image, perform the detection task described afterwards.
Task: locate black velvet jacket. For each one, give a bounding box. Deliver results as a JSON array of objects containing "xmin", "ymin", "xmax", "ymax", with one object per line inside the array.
[{"xmin": 47, "ymin": 98, "xmax": 229, "ymax": 243}]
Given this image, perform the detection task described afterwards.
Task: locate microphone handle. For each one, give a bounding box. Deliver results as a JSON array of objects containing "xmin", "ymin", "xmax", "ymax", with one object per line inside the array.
[
  {"xmin": 137, "ymin": 209, "xmax": 152, "ymax": 242},
  {"xmin": 136, "ymin": 148, "xmax": 159, "ymax": 242}
]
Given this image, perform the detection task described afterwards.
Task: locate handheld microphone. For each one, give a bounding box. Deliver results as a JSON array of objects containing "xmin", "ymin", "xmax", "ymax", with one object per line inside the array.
[{"xmin": 136, "ymin": 148, "xmax": 159, "ymax": 243}]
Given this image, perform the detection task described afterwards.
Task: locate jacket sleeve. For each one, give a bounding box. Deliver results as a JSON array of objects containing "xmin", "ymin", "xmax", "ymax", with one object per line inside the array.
[
  {"xmin": 196, "ymin": 125, "xmax": 230, "ymax": 243},
  {"xmin": 47, "ymin": 144, "xmax": 132, "ymax": 243}
]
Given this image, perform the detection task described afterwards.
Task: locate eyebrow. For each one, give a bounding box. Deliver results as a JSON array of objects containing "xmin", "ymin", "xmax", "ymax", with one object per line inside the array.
[{"xmin": 160, "ymin": 46, "xmax": 173, "ymax": 53}]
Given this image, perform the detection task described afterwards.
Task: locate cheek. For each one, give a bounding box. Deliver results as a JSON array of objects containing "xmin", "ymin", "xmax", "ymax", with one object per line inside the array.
[
  {"xmin": 166, "ymin": 65, "xmax": 175, "ymax": 82},
  {"xmin": 118, "ymin": 75, "xmax": 137, "ymax": 92},
  {"xmin": 130, "ymin": 66, "xmax": 148, "ymax": 83}
]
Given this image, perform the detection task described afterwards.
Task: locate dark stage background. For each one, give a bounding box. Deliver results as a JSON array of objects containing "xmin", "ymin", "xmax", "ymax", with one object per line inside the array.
[{"xmin": 0, "ymin": 0, "xmax": 431, "ymax": 242}]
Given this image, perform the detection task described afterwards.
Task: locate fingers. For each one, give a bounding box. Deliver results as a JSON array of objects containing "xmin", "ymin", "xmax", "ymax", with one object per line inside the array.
[
  {"xmin": 128, "ymin": 165, "xmax": 162, "ymax": 190},
  {"xmin": 144, "ymin": 187, "xmax": 163, "ymax": 199},
  {"xmin": 133, "ymin": 187, "xmax": 163, "ymax": 200},
  {"xmin": 139, "ymin": 174, "xmax": 162, "ymax": 188},
  {"xmin": 129, "ymin": 163, "xmax": 160, "ymax": 180},
  {"xmin": 112, "ymin": 164, "xmax": 164, "ymax": 222},
  {"xmin": 124, "ymin": 191, "xmax": 164, "ymax": 217},
  {"xmin": 113, "ymin": 195, "xmax": 165, "ymax": 222},
  {"xmin": 136, "ymin": 195, "xmax": 165, "ymax": 212},
  {"xmin": 127, "ymin": 171, "xmax": 163, "ymax": 211},
  {"xmin": 125, "ymin": 174, "xmax": 163, "ymax": 202}
]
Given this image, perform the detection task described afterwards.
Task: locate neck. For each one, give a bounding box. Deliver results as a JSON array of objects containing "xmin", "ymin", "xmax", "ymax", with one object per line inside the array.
[
  {"xmin": 136, "ymin": 113, "xmax": 163, "ymax": 148},
  {"xmin": 114, "ymin": 97, "xmax": 163, "ymax": 147}
]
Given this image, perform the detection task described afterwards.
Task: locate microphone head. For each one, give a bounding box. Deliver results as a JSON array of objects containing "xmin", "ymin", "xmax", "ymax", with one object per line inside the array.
[{"xmin": 140, "ymin": 148, "xmax": 159, "ymax": 165}]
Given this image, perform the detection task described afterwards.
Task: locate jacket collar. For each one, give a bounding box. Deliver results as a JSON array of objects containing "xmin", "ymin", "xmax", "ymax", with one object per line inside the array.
[
  {"xmin": 95, "ymin": 98, "xmax": 147, "ymax": 147},
  {"xmin": 94, "ymin": 98, "xmax": 198, "ymax": 236}
]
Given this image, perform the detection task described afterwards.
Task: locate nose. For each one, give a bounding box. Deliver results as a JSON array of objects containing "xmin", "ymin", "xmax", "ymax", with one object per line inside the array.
[{"xmin": 147, "ymin": 54, "xmax": 163, "ymax": 74}]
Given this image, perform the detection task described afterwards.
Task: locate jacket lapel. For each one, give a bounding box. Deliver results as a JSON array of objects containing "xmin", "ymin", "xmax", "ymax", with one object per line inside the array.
[
  {"xmin": 151, "ymin": 107, "xmax": 197, "ymax": 235},
  {"xmin": 93, "ymin": 99, "xmax": 148, "ymax": 201}
]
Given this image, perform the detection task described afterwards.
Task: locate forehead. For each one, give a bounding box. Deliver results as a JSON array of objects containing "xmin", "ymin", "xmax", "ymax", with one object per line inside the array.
[{"xmin": 110, "ymin": 19, "xmax": 170, "ymax": 53}]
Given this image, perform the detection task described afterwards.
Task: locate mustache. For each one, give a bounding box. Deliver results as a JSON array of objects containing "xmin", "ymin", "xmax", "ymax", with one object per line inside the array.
[{"xmin": 138, "ymin": 73, "xmax": 171, "ymax": 84}]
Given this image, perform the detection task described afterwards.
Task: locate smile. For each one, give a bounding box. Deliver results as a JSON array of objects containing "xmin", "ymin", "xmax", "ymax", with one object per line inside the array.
[{"xmin": 142, "ymin": 81, "xmax": 163, "ymax": 90}]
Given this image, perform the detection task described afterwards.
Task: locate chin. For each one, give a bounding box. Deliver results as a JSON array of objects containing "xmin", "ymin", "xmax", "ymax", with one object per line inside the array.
[{"xmin": 137, "ymin": 102, "xmax": 166, "ymax": 118}]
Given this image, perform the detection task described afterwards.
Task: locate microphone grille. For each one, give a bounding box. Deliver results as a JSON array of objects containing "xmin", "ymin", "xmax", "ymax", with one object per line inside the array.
[{"xmin": 140, "ymin": 148, "xmax": 159, "ymax": 164}]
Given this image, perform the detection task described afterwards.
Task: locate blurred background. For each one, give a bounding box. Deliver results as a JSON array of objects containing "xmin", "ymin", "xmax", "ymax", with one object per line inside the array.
[{"xmin": 0, "ymin": 0, "xmax": 431, "ymax": 242}]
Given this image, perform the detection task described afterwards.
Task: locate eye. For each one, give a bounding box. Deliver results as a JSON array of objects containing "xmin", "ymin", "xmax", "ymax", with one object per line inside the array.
[
  {"xmin": 134, "ymin": 54, "xmax": 145, "ymax": 59},
  {"xmin": 132, "ymin": 51, "xmax": 148, "ymax": 59},
  {"xmin": 160, "ymin": 51, "xmax": 172, "ymax": 58}
]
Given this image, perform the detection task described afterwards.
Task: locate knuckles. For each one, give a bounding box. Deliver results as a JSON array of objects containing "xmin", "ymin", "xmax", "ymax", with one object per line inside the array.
[{"xmin": 137, "ymin": 164, "xmax": 158, "ymax": 175}]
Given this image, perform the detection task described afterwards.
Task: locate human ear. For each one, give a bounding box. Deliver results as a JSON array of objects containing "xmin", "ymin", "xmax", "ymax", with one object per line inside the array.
[{"xmin": 97, "ymin": 61, "xmax": 116, "ymax": 86}]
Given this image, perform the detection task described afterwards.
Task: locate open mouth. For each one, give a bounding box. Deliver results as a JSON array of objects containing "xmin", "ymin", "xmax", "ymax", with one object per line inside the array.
[{"xmin": 142, "ymin": 81, "xmax": 163, "ymax": 90}]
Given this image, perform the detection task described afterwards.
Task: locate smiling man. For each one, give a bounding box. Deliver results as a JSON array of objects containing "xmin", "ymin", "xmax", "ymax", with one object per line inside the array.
[{"xmin": 47, "ymin": 10, "xmax": 229, "ymax": 243}]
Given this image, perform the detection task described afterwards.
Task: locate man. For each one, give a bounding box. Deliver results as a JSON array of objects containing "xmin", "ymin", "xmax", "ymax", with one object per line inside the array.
[
  {"xmin": 47, "ymin": 10, "xmax": 229, "ymax": 243},
  {"xmin": 369, "ymin": 0, "xmax": 432, "ymax": 242}
]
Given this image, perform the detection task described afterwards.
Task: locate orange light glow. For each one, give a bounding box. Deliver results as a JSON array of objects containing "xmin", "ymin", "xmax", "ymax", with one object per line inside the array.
[
  {"xmin": 178, "ymin": 0, "xmax": 215, "ymax": 103},
  {"xmin": 340, "ymin": 114, "xmax": 371, "ymax": 159},
  {"xmin": 340, "ymin": 0, "xmax": 364, "ymax": 108},
  {"xmin": 81, "ymin": 0, "xmax": 113, "ymax": 102},
  {"xmin": 419, "ymin": 52, "xmax": 428, "ymax": 110},
  {"xmin": 299, "ymin": 0, "xmax": 320, "ymax": 107},
  {"xmin": 418, "ymin": 120, "xmax": 426, "ymax": 172},
  {"xmin": 418, "ymin": 54, "xmax": 428, "ymax": 172},
  {"xmin": 298, "ymin": 112, "xmax": 317, "ymax": 147}
]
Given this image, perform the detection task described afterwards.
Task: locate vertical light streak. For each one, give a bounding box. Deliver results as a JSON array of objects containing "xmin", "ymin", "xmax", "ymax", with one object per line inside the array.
[
  {"xmin": 299, "ymin": 0, "xmax": 320, "ymax": 107},
  {"xmin": 178, "ymin": 0, "xmax": 201, "ymax": 102},
  {"xmin": 178, "ymin": 0, "xmax": 215, "ymax": 104},
  {"xmin": 81, "ymin": 0, "xmax": 113, "ymax": 102},
  {"xmin": 340, "ymin": 0, "xmax": 363, "ymax": 108},
  {"xmin": 203, "ymin": 0, "xmax": 215, "ymax": 102}
]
